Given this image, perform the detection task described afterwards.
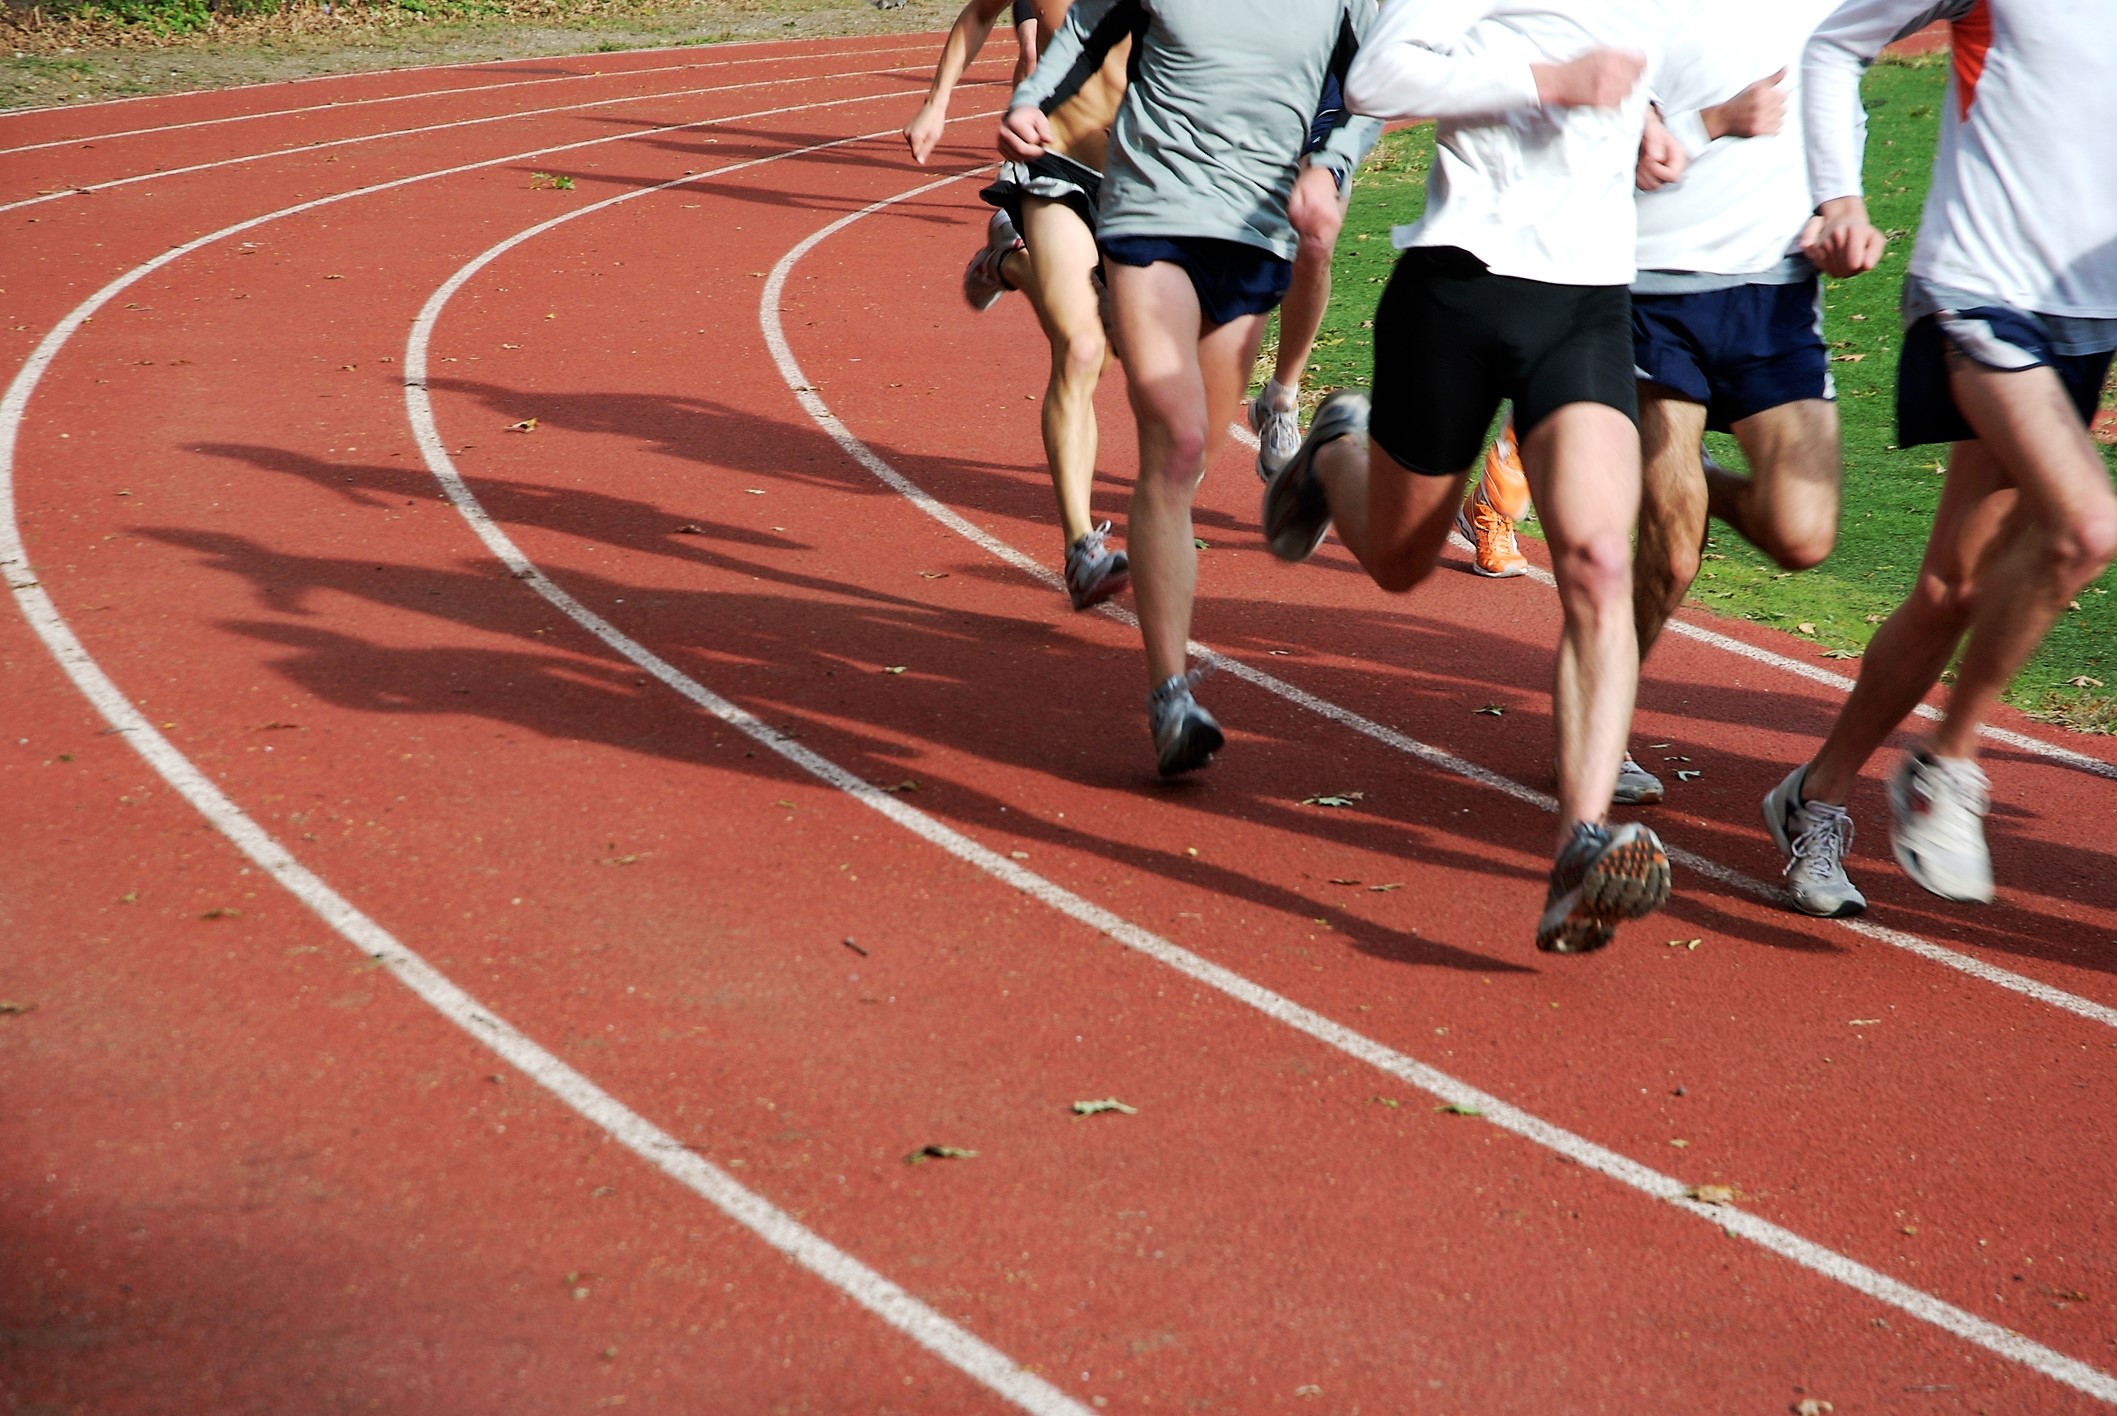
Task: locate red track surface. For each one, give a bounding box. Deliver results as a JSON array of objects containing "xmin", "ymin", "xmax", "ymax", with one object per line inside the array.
[{"xmin": 4, "ymin": 33, "xmax": 2114, "ymax": 1415}]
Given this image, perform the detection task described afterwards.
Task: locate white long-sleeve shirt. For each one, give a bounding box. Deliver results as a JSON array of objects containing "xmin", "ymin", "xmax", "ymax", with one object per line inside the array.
[
  {"xmin": 1633, "ymin": 0, "xmax": 1848, "ymax": 284},
  {"xmin": 1805, "ymin": 0, "xmax": 2117, "ymax": 319},
  {"xmin": 1346, "ymin": 0, "xmax": 1720, "ymax": 286}
]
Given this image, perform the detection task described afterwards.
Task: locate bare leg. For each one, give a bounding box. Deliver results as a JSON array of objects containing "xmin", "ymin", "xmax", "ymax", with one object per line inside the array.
[
  {"xmin": 1633, "ymin": 389, "xmax": 1709, "ymax": 656},
  {"xmin": 1926, "ymin": 360, "xmax": 2117, "ymax": 760},
  {"xmin": 1711, "ymin": 397, "xmax": 1842, "ymax": 569},
  {"xmin": 1265, "ymin": 181, "xmax": 1353, "ymax": 402},
  {"xmin": 1310, "ymin": 432, "xmax": 1468, "ymax": 591},
  {"xmin": 1520, "ymin": 404, "xmax": 1646, "ymax": 841},
  {"xmin": 1016, "ymin": 198, "xmax": 1107, "ymax": 545},
  {"xmin": 1801, "ymin": 442, "xmax": 2014, "ymax": 804},
  {"xmin": 1108, "ymin": 261, "xmax": 1267, "ymax": 686}
]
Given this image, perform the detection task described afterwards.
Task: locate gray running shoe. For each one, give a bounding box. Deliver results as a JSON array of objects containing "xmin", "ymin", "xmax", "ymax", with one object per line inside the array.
[
  {"xmin": 1065, "ymin": 521, "xmax": 1129, "ymax": 612},
  {"xmin": 1247, "ymin": 392, "xmax": 1301, "ymax": 483},
  {"xmin": 1761, "ymin": 765, "xmax": 1867, "ymax": 918},
  {"xmin": 1535, "ymin": 820, "xmax": 1672, "ymax": 954},
  {"xmin": 1149, "ymin": 671, "xmax": 1223, "ymax": 778},
  {"xmin": 1888, "ymin": 752, "xmax": 1995, "ymax": 903},
  {"xmin": 1613, "ymin": 751, "xmax": 1665, "ymax": 806},
  {"xmin": 963, "ymin": 209, "xmax": 1022, "ymax": 312},
  {"xmin": 1261, "ymin": 390, "xmax": 1368, "ymax": 563}
]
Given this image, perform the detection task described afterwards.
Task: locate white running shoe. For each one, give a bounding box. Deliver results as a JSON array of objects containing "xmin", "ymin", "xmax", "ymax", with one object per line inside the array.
[
  {"xmin": 1888, "ymin": 752, "xmax": 1995, "ymax": 903},
  {"xmin": 962, "ymin": 209, "xmax": 1022, "ymax": 312},
  {"xmin": 1613, "ymin": 751, "xmax": 1665, "ymax": 806},
  {"xmin": 1064, "ymin": 521, "xmax": 1129, "ymax": 612},
  {"xmin": 1761, "ymin": 765, "xmax": 1867, "ymax": 918},
  {"xmin": 1247, "ymin": 393, "xmax": 1301, "ymax": 483}
]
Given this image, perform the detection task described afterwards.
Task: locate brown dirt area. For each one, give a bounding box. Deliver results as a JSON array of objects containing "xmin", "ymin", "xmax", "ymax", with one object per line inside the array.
[{"xmin": 1, "ymin": 0, "xmax": 955, "ymax": 110}]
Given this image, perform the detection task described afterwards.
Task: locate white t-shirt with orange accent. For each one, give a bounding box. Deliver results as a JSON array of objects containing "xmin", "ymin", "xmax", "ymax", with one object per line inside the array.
[{"xmin": 1805, "ymin": 0, "xmax": 2117, "ymax": 319}]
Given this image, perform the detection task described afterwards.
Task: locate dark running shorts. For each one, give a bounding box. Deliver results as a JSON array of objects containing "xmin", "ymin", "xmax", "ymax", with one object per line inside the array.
[
  {"xmin": 1369, "ymin": 246, "xmax": 1636, "ymax": 475},
  {"xmin": 1013, "ymin": 0, "xmax": 1034, "ymax": 27},
  {"xmin": 1897, "ymin": 303, "xmax": 2117, "ymax": 448},
  {"xmin": 1632, "ymin": 275, "xmax": 1832, "ymax": 432},
  {"xmin": 1098, "ymin": 235, "xmax": 1294, "ymax": 327},
  {"xmin": 980, "ymin": 151, "xmax": 1102, "ymax": 238}
]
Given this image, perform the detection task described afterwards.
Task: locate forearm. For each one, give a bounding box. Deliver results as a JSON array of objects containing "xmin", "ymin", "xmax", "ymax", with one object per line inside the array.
[
  {"xmin": 924, "ymin": 8, "xmax": 997, "ymax": 111},
  {"xmin": 1804, "ymin": 0, "xmax": 1964, "ymax": 201}
]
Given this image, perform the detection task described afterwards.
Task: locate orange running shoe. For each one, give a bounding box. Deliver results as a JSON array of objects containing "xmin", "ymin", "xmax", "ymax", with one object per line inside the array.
[
  {"xmin": 1479, "ymin": 418, "xmax": 1532, "ymax": 522},
  {"xmin": 1454, "ymin": 478, "xmax": 1529, "ymax": 578}
]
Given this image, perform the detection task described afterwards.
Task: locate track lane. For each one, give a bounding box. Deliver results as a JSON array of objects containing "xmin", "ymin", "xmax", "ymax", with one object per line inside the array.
[{"xmin": 9, "ymin": 42, "xmax": 2115, "ymax": 1415}]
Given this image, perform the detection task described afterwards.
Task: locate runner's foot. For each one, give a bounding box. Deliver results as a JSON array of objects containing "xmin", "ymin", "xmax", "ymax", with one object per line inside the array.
[
  {"xmin": 1065, "ymin": 521, "xmax": 1130, "ymax": 611},
  {"xmin": 1762, "ymin": 765, "xmax": 1867, "ymax": 917},
  {"xmin": 1535, "ymin": 820, "xmax": 1672, "ymax": 954},
  {"xmin": 1149, "ymin": 672, "xmax": 1223, "ymax": 778},
  {"xmin": 963, "ymin": 209, "xmax": 1023, "ymax": 312},
  {"xmin": 1612, "ymin": 750, "xmax": 1664, "ymax": 805},
  {"xmin": 1480, "ymin": 418, "xmax": 1531, "ymax": 522},
  {"xmin": 1261, "ymin": 390, "xmax": 1367, "ymax": 563},
  {"xmin": 1888, "ymin": 751, "xmax": 1994, "ymax": 903},
  {"xmin": 1454, "ymin": 477, "xmax": 1529, "ymax": 578},
  {"xmin": 1248, "ymin": 391, "xmax": 1301, "ymax": 483}
]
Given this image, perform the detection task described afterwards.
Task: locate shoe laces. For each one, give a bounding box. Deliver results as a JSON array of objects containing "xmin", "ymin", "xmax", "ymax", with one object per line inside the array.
[
  {"xmin": 1071, "ymin": 520, "xmax": 1112, "ymax": 564},
  {"xmin": 1150, "ymin": 659, "xmax": 1217, "ymax": 710},
  {"xmin": 1786, "ymin": 800, "xmax": 1854, "ymax": 881}
]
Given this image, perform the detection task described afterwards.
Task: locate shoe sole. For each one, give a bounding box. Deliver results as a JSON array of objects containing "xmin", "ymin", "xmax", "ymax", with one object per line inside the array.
[
  {"xmin": 1067, "ymin": 556, "xmax": 1130, "ymax": 612},
  {"xmin": 1535, "ymin": 830, "xmax": 1671, "ymax": 954},
  {"xmin": 1157, "ymin": 716, "xmax": 1224, "ymax": 778},
  {"xmin": 1612, "ymin": 776, "xmax": 1664, "ymax": 806},
  {"xmin": 1263, "ymin": 393, "xmax": 1364, "ymax": 563}
]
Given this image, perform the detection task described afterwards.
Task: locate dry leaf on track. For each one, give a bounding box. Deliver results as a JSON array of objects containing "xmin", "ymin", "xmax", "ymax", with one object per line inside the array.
[
  {"xmin": 1072, "ymin": 1099, "xmax": 1137, "ymax": 1116},
  {"xmin": 505, "ymin": 418, "xmax": 538, "ymax": 433},
  {"xmin": 1685, "ymin": 1184, "xmax": 1739, "ymax": 1206},
  {"xmin": 904, "ymin": 1145, "xmax": 977, "ymax": 1165},
  {"xmin": 1300, "ymin": 791, "xmax": 1365, "ymax": 808}
]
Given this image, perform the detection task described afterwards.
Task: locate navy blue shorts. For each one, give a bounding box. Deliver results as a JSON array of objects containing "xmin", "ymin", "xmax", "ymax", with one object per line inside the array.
[
  {"xmin": 1897, "ymin": 303, "xmax": 2117, "ymax": 448},
  {"xmin": 1099, "ymin": 235, "xmax": 1293, "ymax": 327},
  {"xmin": 1631, "ymin": 276, "xmax": 1831, "ymax": 432}
]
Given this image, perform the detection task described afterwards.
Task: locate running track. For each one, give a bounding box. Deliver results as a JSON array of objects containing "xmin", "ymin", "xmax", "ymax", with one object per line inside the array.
[{"xmin": 4, "ymin": 33, "xmax": 2114, "ymax": 1414}]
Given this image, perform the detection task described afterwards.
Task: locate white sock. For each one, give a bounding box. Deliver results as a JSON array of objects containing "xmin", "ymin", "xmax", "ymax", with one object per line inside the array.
[{"xmin": 1264, "ymin": 378, "xmax": 1299, "ymax": 412}]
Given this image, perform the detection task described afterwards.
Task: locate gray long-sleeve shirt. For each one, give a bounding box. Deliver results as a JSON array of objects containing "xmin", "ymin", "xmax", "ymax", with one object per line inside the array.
[{"xmin": 1011, "ymin": 0, "xmax": 1383, "ymax": 260}]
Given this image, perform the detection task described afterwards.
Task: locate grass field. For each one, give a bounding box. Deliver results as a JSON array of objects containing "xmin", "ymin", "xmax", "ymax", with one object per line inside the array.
[{"xmin": 1295, "ymin": 51, "xmax": 2117, "ymax": 731}]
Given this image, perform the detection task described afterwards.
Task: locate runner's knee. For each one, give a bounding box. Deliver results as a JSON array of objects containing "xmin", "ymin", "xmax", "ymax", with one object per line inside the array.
[
  {"xmin": 1058, "ymin": 327, "xmax": 1105, "ymax": 386},
  {"xmin": 1551, "ymin": 529, "xmax": 1633, "ymax": 607}
]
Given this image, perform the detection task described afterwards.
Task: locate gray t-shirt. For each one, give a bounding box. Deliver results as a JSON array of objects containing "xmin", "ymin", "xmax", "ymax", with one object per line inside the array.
[{"xmin": 1013, "ymin": 0, "xmax": 1382, "ymax": 261}]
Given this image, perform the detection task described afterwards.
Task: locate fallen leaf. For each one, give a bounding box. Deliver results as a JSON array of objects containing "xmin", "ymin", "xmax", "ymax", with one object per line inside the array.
[
  {"xmin": 1368, "ymin": 882, "xmax": 1401, "ymax": 893},
  {"xmin": 1821, "ymin": 649, "xmax": 1861, "ymax": 659},
  {"xmin": 745, "ymin": 488, "xmax": 765, "ymax": 495},
  {"xmin": 674, "ymin": 523, "xmax": 703, "ymax": 534},
  {"xmin": 775, "ymin": 799, "xmax": 795, "ymax": 808},
  {"xmin": 1849, "ymin": 1018, "xmax": 1881, "ymax": 1026},
  {"xmin": 1665, "ymin": 938, "xmax": 1701, "ymax": 950},
  {"xmin": 1669, "ymin": 1139, "xmax": 1689, "ymax": 1148},
  {"xmin": 882, "ymin": 665, "xmax": 908, "ymax": 675},
  {"xmin": 1433, "ymin": 1102, "xmax": 1482, "ymax": 1117},
  {"xmin": 1474, "ymin": 703, "xmax": 1505, "ymax": 716},
  {"xmin": 2068, "ymin": 675, "xmax": 2106, "ymax": 688},
  {"xmin": 505, "ymin": 418, "xmax": 539, "ymax": 433},
  {"xmin": 1864, "ymin": 612, "xmax": 1884, "ymax": 624},
  {"xmin": 1831, "ymin": 352, "xmax": 1865, "ymax": 362},
  {"xmin": 1300, "ymin": 792, "xmax": 1365, "ymax": 808},
  {"xmin": 1796, "ymin": 621, "xmax": 1818, "ymax": 636},
  {"xmin": 1268, "ymin": 648, "xmax": 1292, "ymax": 656},
  {"xmin": 1685, "ymin": 1184, "xmax": 1738, "ymax": 1206},
  {"xmin": 880, "ymin": 780, "xmax": 919, "ymax": 794},
  {"xmin": 1649, "ymin": 742, "xmax": 1672, "ymax": 749},
  {"xmin": 200, "ymin": 907, "xmax": 242, "ymax": 920},
  {"xmin": 1328, "ymin": 877, "xmax": 1361, "ymax": 886},
  {"xmin": 598, "ymin": 855, "xmax": 640, "ymax": 867},
  {"xmin": 1794, "ymin": 1401, "xmax": 1835, "ymax": 1416},
  {"xmin": 0, "ymin": 1000, "xmax": 32, "ymax": 1016},
  {"xmin": 1193, "ymin": 538, "xmax": 1210, "ymax": 550},
  {"xmin": 1295, "ymin": 1386, "xmax": 1323, "ymax": 1399},
  {"xmin": 903, "ymin": 1145, "xmax": 977, "ymax": 1165},
  {"xmin": 1009, "ymin": 851, "xmax": 1029, "ymax": 861},
  {"xmin": 1368, "ymin": 1096, "xmax": 1400, "ymax": 1108},
  {"xmin": 918, "ymin": 571, "xmax": 949, "ymax": 580},
  {"xmin": 1072, "ymin": 1099, "xmax": 1137, "ymax": 1116},
  {"xmin": 1675, "ymin": 769, "xmax": 1703, "ymax": 782}
]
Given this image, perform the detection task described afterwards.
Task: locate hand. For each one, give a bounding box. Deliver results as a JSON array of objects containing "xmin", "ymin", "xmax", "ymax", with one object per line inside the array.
[
  {"xmin": 1532, "ymin": 47, "xmax": 1645, "ymax": 109},
  {"xmin": 1289, "ymin": 163, "xmax": 1345, "ymax": 249},
  {"xmin": 1801, "ymin": 195, "xmax": 1886, "ymax": 277},
  {"xmin": 998, "ymin": 104, "xmax": 1053, "ymax": 162},
  {"xmin": 904, "ymin": 103, "xmax": 946, "ymax": 164},
  {"xmin": 1635, "ymin": 107, "xmax": 1688, "ymax": 190},
  {"xmin": 1702, "ymin": 68, "xmax": 1786, "ymax": 140}
]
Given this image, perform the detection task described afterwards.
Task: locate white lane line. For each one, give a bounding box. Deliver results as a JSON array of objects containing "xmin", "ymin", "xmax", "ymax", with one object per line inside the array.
[
  {"xmin": 0, "ymin": 60, "xmax": 947, "ymax": 216},
  {"xmin": 2, "ymin": 107, "xmax": 1084, "ymax": 1416},
  {"xmin": 0, "ymin": 39, "xmax": 931, "ymax": 158},
  {"xmin": 404, "ymin": 156, "xmax": 2117, "ymax": 1405},
  {"xmin": 1226, "ymin": 422, "xmax": 2117, "ymax": 783},
  {"xmin": 0, "ymin": 27, "xmax": 939, "ymax": 121},
  {"xmin": 762, "ymin": 175, "xmax": 2117, "ymax": 1034}
]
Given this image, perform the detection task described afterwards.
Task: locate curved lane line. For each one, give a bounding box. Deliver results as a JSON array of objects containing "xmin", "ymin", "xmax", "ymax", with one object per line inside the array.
[
  {"xmin": 759, "ymin": 173, "xmax": 2117, "ymax": 1032},
  {"xmin": 0, "ymin": 61, "xmax": 944, "ymax": 215},
  {"xmin": 1225, "ymin": 429, "xmax": 2117, "ymax": 782},
  {"xmin": 2, "ymin": 105, "xmax": 1086, "ymax": 1416},
  {"xmin": 407, "ymin": 145, "xmax": 2117, "ymax": 1402},
  {"xmin": 0, "ymin": 40, "xmax": 931, "ymax": 158}
]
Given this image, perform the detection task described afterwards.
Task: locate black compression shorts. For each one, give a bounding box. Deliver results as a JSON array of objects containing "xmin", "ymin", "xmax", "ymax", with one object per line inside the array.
[{"xmin": 1368, "ymin": 246, "xmax": 1637, "ymax": 476}]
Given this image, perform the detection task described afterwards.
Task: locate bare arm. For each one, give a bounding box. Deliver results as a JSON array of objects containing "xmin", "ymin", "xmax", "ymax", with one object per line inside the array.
[{"xmin": 905, "ymin": 0, "xmax": 1013, "ymax": 164}]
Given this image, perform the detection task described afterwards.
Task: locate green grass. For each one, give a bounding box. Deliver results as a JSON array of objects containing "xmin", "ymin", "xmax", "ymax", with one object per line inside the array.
[{"xmin": 1298, "ymin": 52, "xmax": 2117, "ymax": 730}]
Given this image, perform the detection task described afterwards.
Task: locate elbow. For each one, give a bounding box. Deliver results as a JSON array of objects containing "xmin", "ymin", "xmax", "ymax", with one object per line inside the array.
[{"xmin": 1343, "ymin": 58, "xmax": 1391, "ymax": 118}]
